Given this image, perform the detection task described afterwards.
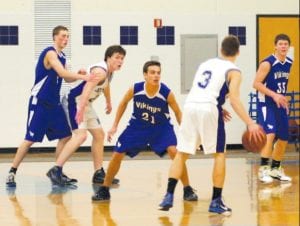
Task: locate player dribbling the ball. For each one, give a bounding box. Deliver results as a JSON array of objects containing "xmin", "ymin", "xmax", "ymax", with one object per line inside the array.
[{"xmin": 159, "ymin": 35, "xmax": 265, "ymax": 215}]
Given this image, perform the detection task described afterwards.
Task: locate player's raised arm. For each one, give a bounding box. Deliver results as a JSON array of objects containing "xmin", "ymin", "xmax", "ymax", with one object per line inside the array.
[{"xmin": 45, "ymin": 50, "xmax": 92, "ymax": 82}]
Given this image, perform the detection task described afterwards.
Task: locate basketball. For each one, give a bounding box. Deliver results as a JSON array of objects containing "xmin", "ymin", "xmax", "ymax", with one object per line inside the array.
[{"xmin": 242, "ymin": 127, "xmax": 267, "ymax": 153}]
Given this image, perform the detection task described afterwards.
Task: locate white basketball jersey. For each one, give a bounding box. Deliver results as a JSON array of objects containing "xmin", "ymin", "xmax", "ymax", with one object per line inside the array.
[
  {"xmin": 186, "ymin": 58, "xmax": 240, "ymax": 105},
  {"xmin": 86, "ymin": 61, "xmax": 112, "ymax": 102}
]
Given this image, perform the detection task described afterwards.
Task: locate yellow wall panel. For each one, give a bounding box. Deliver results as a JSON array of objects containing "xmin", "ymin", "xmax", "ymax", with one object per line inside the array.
[{"xmin": 258, "ymin": 16, "xmax": 299, "ymax": 92}]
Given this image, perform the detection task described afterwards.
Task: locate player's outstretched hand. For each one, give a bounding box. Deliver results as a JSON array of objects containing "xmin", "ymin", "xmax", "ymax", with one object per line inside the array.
[
  {"xmin": 222, "ymin": 108, "xmax": 232, "ymax": 122},
  {"xmin": 272, "ymin": 93, "xmax": 289, "ymax": 114},
  {"xmin": 77, "ymin": 68, "xmax": 87, "ymax": 75}
]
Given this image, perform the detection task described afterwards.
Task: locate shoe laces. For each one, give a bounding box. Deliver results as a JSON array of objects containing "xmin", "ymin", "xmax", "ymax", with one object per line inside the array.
[
  {"xmin": 163, "ymin": 192, "xmax": 173, "ymax": 200},
  {"xmin": 219, "ymin": 197, "xmax": 231, "ymax": 210},
  {"xmin": 184, "ymin": 186, "xmax": 196, "ymax": 195},
  {"xmin": 95, "ymin": 168, "xmax": 105, "ymax": 177},
  {"xmin": 273, "ymin": 166, "xmax": 286, "ymax": 176},
  {"xmin": 260, "ymin": 166, "xmax": 271, "ymax": 176}
]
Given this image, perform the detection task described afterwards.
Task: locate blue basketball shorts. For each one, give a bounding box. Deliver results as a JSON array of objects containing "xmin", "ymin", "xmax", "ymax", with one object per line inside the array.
[
  {"xmin": 25, "ymin": 96, "xmax": 71, "ymax": 142},
  {"xmin": 257, "ymin": 102, "xmax": 289, "ymax": 140},
  {"xmin": 114, "ymin": 122, "xmax": 177, "ymax": 158}
]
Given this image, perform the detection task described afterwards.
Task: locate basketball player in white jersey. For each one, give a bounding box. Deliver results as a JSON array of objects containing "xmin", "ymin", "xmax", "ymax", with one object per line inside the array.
[
  {"xmin": 159, "ymin": 35, "xmax": 265, "ymax": 215},
  {"xmin": 47, "ymin": 45, "xmax": 126, "ymax": 185}
]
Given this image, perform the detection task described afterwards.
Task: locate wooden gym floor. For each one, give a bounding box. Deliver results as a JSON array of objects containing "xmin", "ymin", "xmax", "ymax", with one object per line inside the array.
[{"xmin": 0, "ymin": 151, "xmax": 298, "ymax": 226}]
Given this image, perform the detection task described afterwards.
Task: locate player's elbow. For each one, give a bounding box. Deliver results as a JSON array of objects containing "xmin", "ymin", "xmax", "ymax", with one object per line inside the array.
[
  {"xmin": 252, "ymin": 81, "xmax": 261, "ymax": 90},
  {"xmin": 64, "ymin": 78, "xmax": 76, "ymax": 83}
]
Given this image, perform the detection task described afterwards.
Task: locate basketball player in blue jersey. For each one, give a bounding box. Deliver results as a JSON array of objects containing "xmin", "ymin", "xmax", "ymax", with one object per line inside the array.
[
  {"xmin": 158, "ymin": 36, "xmax": 264, "ymax": 215},
  {"xmin": 49, "ymin": 45, "xmax": 126, "ymax": 185},
  {"xmin": 253, "ymin": 34, "xmax": 293, "ymax": 184},
  {"xmin": 92, "ymin": 61, "xmax": 198, "ymax": 202},
  {"xmin": 6, "ymin": 26, "xmax": 96, "ymax": 187}
]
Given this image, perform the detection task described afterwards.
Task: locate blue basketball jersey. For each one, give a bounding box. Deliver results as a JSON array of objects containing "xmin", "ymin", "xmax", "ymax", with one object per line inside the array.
[
  {"xmin": 129, "ymin": 82, "xmax": 171, "ymax": 127},
  {"xmin": 31, "ymin": 46, "xmax": 66, "ymax": 105},
  {"xmin": 68, "ymin": 81, "xmax": 86, "ymax": 106},
  {"xmin": 24, "ymin": 46, "xmax": 71, "ymax": 142},
  {"xmin": 258, "ymin": 54, "xmax": 293, "ymax": 105}
]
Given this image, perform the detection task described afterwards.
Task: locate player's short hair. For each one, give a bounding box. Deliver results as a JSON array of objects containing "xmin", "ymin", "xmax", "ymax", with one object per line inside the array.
[
  {"xmin": 143, "ymin": 61, "xmax": 161, "ymax": 73},
  {"xmin": 52, "ymin": 25, "xmax": 68, "ymax": 40},
  {"xmin": 274, "ymin": 34, "xmax": 291, "ymax": 45},
  {"xmin": 221, "ymin": 35, "xmax": 240, "ymax": 57},
  {"xmin": 104, "ymin": 45, "xmax": 126, "ymax": 61}
]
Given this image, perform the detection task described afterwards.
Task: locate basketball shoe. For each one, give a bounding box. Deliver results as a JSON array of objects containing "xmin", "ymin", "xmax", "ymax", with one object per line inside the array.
[
  {"xmin": 209, "ymin": 197, "xmax": 232, "ymax": 216},
  {"xmin": 92, "ymin": 168, "xmax": 120, "ymax": 184},
  {"xmin": 269, "ymin": 166, "xmax": 292, "ymax": 182},
  {"xmin": 183, "ymin": 186, "xmax": 198, "ymax": 201},
  {"xmin": 92, "ymin": 186, "xmax": 110, "ymax": 201},
  {"xmin": 258, "ymin": 165, "xmax": 273, "ymax": 183},
  {"xmin": 47, "ymin": 166, "xmax": 68, "ymax": 186},
  {"xmin": 6, "ymin": 172, "xmax": 16, "ymax": 187},
  {"xmin": 62, "ymin": 172, "xmax": 78, "ymax": 184},
  {"xmin": 158, "ymin": 192, "xmax": 174, "ymax": 211}
]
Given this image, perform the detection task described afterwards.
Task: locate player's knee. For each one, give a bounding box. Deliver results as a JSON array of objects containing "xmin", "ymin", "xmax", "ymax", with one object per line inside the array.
[
  {"xmin": 76, "ymin": 132, "xmax": 88, "ymax": 143},
  {"xmin": 97, "ymin": 129, "xmax": 105, "ymax": 140},
  {"xmin": 111, "ymin": 152, "xmax": 124, "ymax": 163},
  {"xmin": 167, "ymin": 146, "xmax": 177, "ymax": 158},
  {"xmin": 275, "ymin": 139, "xmax": 288, "ymax": 149},
  {"xmin": 61, "ymin": 136, "xmax": 71, "ymax": 143},
  {"xmin": 91, "ymin": 128, "xmax": 105, "ymax": 141},
  {"xmin": 168, "ymin": 151, "xmax": 176, "ymax": 159}
]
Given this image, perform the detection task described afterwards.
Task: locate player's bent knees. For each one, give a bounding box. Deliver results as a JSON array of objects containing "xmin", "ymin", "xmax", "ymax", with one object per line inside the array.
[
  {"xmin": 60, "ymin": 136, "xmax": 71, "ymax": 143},
  {"xmin": 91, "ymin": 128, "xmax": 105, "ymax": 141},
  {"xmin": 74, "ymin": 132, "xmax": 88, "ymax": 144},
  {"xmin": 111, "ymin": 152, "xmax": 125, "ymax": 162},
  {"xmin": 167, "ymin": 146, "xmax": 177, "ymax": 159},
  {"xmin": 98, "ymin": 131, "xmax": 105, "ymax": 141}
]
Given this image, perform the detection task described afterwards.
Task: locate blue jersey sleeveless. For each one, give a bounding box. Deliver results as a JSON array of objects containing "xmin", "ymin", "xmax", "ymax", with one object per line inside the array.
[
  {"xmin": 31, "ymin": 46, "xmax": 66, "ymax": 105},
  {"xmin": 258, "ymin": 54, "xmax": 293, "ymax": 105},
  {"xmin": 128, "ymin": 82, "xmax": 171, "ymax": 127}
]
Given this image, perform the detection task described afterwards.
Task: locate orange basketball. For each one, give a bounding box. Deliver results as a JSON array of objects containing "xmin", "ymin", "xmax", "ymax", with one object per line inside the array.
[{"xmin": 242, "ymin": 127, "xmax": 267, "ymax": 153}]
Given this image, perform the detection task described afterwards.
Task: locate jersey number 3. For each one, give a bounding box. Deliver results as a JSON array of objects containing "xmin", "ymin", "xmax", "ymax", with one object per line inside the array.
[{"xmin": 198, "ymin": 70, "xmax": 212, "ymax": 88}]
